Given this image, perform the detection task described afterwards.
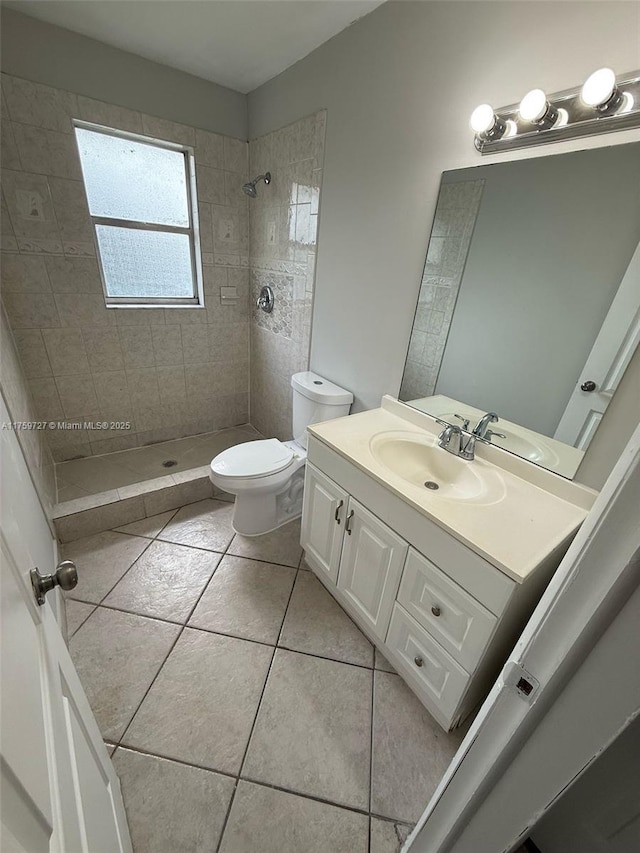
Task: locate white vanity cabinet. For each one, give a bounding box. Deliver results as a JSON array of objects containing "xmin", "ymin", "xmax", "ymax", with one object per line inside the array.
[
  {"xmin": 300, "ymin": 437, "xmax": 573, "ymax": 731},
  {"xmin": 301, "ymin": 466, "xmax": 407, "ymax": 642},
  {"xmin": 300, "ymin": 465, "xmax": 348, "ymax": 583},
  {"xmin": 335, "ymin": 499, "xmax": 407, "ymax": 641}
]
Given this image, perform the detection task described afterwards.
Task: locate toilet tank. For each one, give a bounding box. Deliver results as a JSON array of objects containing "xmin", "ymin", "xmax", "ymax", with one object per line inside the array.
[{"xmin": 291, "ymin": 372, "xmax": 353, "ymax": 449}]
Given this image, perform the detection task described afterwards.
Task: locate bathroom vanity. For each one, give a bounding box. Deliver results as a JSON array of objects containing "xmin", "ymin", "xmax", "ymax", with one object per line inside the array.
[{"xmin": 300, "ymin": 397, "xmax": 597, "ymax": 730}]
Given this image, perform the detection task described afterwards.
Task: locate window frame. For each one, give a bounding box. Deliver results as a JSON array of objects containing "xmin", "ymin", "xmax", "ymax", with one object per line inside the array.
[{"xmin": 73, "ymin": 120, "xmax": 204, "ymax": 309}]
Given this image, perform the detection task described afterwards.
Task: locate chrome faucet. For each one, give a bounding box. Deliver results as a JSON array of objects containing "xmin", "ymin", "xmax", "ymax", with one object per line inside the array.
[
  {"xmin": 473, "ymin": 411, "xmax": 499, "ymax": 439},
  {"xmin": 436, "ymin": 420, "xmax": 477, "ymax": 460}
]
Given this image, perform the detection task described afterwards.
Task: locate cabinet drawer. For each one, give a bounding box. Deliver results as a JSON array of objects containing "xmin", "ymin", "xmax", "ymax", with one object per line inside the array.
[
  {"xmin": 387, "ymin": 604, "xmax": 469, "ymax": 723},
  {"xmin": 398, "ymin": 549, "xmax": 497, "ymax": 672}
]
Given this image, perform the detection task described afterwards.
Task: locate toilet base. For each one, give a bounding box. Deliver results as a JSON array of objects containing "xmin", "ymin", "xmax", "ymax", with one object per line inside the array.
[{"xmin": 231, "ymin": 466, "xmax": 305, "ymax": 537}]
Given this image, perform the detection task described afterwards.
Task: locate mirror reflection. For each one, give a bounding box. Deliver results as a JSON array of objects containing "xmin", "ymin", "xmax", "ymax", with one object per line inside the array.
[{"xmin": 400, "ymin": 143, "xmax": 640, "ymax": 478}]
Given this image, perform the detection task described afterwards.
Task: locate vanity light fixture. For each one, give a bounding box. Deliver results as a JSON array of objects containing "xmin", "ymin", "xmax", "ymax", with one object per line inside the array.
[
  {"xmin": 470, "ymin": 104, "xmax": 506, "ymax": 141},
  {"xmin": 518, "ymin": 89, "xmax": 559, "ymax": 128},
  {"xmin": 581, "ymin": 67, "xmax": 624, "ymax": 113},
  {"xmin": 472, "ymin": 68, "xmax": 640, "ymax": 154}
]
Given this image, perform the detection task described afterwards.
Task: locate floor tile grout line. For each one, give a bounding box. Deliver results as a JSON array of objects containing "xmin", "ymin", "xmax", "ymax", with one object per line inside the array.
[
  {"xmin": 111, "ymin": 740, "xmax": 411, "ymax": 826},
  {"xmin": 215, "ymin": 565, "xmax": 300, "ymax": 853},
  {"xmin": 110, "ymin": 505, "xmax": 180, "ymax": 541},
  {"xmin": 112, "ymin": 743, "xmax": 239, "ymax": 782},
  {"xmin": 114, "ymin": 530, "xmax": 238, "ymax": 750},
  {"xmin": 67, "ymin": 602, "xmax": 98, "ymax": 639},
  {"xmin": 67, "ymin": 532, "xmax": 158, "ymax": 616},
  {"xmin": 235, "ymin": 774, "xmax": 373, "ymax": 818},
  {"xmin": 71, "ymin": 596, "xmax": 381, "ymax": 672}
]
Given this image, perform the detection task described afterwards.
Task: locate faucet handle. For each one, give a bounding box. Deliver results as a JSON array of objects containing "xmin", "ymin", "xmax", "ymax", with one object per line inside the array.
[
  {"xmin": 435, "ymin": 418, "xmax": 460, "ymax": 431},
  {"xmin": 453, "ymin": 414, "xmax": 471, "ymax": 431},
  {"xmin": 484, "ymin": 429, "xmax": 506, "ymax": 442}
]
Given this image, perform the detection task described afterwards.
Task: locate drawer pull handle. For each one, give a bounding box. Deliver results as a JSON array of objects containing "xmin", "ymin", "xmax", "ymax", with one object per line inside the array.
[
  {"xmin": 414, "ymin": 656, "xmax": 424, "ymax": 668},
  {"xmin": 334, "ymin": 500, "xmax": 344, "ymax": 523},
  {"xmin": 345, "ymin": 510, "xmax": 355, "ymax": 535},
  {"xmin": 431, "ymin": 605, "xmax": 441, "ymax": 617}
]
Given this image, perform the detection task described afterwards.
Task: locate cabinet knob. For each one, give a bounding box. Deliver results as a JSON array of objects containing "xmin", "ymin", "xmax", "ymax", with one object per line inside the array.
[
  {"xmin": 431, "ymin": 605, "xmax": 441, "ymax": 617},
  {"xmin": 414, "ymin": 656, "xmax": 424, "ymax": 667}
]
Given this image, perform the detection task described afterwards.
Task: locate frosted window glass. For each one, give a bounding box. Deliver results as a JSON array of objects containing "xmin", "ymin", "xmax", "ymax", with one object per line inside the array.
[
  {"xmin": 75, "ymin": 128, "xmax": 189, "ymax": 226},
  {"xmin": 96, "ymin": 226, "xmax": 194, "ymax": 299}
]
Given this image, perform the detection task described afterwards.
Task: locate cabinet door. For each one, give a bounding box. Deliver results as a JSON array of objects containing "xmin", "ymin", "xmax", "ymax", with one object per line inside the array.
[
  {"xmin": 337, "ymin": 498, "xmax": 408, "ymax": 641},
  {"xmin": 301, "ymin": 464, "xmax": 348, "ymax": 584}
]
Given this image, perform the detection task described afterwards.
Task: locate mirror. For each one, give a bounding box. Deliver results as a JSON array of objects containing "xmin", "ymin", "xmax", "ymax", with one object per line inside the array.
[{"xmin": 400, "ymin": 142, "xmax": 640, "ymax": 478}]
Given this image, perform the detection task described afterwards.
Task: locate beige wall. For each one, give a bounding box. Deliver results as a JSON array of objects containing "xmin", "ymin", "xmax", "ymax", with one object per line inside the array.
[
  {"xmin": 248, "ymin": 0, "xmax": 640, "ymax": 488},
  {"xmin": 1, "ymin": 72, "xmax": 250, "ymax": 462},
  {"xmin": 248, "ymin": 112, "xmax": 325, "ymax": 439},
  {"xmin": 0, "ymin": 7, "xmax": 247, "ymax": 139}
]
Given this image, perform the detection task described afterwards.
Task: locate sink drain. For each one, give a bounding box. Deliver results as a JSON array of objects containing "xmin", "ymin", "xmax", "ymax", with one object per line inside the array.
[
  {"xmin": 162, "ymin": 459, "xmax": 178, "ymax": 468},
  {"xmin": 424, "ymin": 481, "xmax": 440, "ymax": 490}
]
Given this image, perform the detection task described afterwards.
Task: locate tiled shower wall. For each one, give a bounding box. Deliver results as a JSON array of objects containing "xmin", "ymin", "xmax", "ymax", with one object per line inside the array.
[
  {"xmin": 400, "ymin": 179, "xmax": 484, "ymax": 401},
  {"xmin": 1, "ymin": 305, "xmax": 56, "ymax": 516},
  {"xmin": 1, "ymin": 73, "xmax": 250, "ymax": 462},
  {"xmin": 248, "ymin": 112, "xmax": 326, "ymax": 440}
]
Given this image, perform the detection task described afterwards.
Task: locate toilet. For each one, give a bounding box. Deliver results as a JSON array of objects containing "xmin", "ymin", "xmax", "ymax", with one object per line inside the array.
[{"xmin": 210, "ymin": 371, "xmax": 353, "ymax": 536}]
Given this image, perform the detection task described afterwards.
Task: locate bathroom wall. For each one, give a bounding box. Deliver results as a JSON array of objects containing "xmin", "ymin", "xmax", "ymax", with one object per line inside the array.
[
  {"xmin": 248, "ymin": 112, "xmax": 326, "ymax": 439},
  {"xmin": 248, "ymin": 0, "xmax": 640, "ymax": 488},
  {"xmin": 1, "ymin": 305, "xmax": 56, "ymax": 519},
  {"xmin": 0, "ymin": 7, "xmax": 247, "ymax": 138},
  {"xmin": 1, "ymin": 71, "xmax": 250, "ymax": 462}
]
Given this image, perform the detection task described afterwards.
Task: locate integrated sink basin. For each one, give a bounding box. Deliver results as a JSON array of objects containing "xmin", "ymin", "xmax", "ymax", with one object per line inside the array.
[{"xmin": 369, "ymin": 430, "xmax": 506, "ymax": 503}]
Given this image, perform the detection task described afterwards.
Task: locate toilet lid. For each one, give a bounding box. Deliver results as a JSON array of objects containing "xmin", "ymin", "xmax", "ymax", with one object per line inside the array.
[{"xmin": 211, "ymin": 438, "xmax": 295, "ymax": 479}]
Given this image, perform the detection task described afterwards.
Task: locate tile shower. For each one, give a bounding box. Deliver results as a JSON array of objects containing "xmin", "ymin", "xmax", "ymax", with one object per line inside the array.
[
  {"xmin": 400, "ymin": 179, "xmax": 484, "ymax": 401},
  {"xmin": 0, "ymin": 72, "xmax": 325, "ymax": 525}
]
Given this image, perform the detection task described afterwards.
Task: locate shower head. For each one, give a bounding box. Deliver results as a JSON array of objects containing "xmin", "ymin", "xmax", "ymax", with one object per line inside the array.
[{"xmin": 242, "ymin": 172, "xmax": 271, "ymax": 198}]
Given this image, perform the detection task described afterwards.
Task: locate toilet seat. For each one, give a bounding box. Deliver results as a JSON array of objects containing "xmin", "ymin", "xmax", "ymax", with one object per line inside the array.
[{"xmin": 210, "ymin": 438, "xmax": 295, "ymax": 481}]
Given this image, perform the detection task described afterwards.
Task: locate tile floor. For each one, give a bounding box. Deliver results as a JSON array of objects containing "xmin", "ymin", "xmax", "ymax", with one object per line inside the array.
[
  {"xmin": 55, "ymin": 425, "xmax": 260, "ymax": 502},
  {"xmin": 64, "ymin": 498, "xmax": 464, "ymax": 853}
]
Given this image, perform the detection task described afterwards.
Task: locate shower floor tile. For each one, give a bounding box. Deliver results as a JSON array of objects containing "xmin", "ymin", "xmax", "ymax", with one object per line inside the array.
[
  {"xmin": 55, "ymin": 424, "xmax": 260, "ymax": 501},
  {"xmin": 65, "ymin": 501, "xmax": 464, "ymax": 852}
]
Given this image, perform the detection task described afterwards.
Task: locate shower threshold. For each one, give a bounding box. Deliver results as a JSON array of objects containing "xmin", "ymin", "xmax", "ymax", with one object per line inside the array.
[{"xmin": 52, "ymin": 425, "xmax": 261, "ymax": 542}]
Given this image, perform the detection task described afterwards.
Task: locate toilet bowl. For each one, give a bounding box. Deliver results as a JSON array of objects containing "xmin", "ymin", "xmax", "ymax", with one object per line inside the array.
[{"xmin": 210, "ymin": 372, "xmax": 353, "ymax": 536}]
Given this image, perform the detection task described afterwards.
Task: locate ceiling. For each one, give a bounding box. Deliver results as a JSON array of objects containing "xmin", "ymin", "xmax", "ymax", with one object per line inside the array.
[{"xmin": 5, "ymin": 0, "xmax": 385, "ymax": 93}]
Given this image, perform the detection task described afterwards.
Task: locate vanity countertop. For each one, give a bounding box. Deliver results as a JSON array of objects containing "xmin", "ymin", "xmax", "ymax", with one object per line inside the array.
[{"xmin": 307, "ymin": 397, "xmax": 598, "ymax": 583}]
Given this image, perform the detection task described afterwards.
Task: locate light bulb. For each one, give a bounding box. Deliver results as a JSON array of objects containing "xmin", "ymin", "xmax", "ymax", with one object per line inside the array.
[
  {"xmin": 470, "ymin": 104, "xmax": 496, "ymax": 134},
  {"xmin": 581, "ymin": 67, "xmax": 617, "ymax": 107},
  {"xmin": 519, "ymin": 89, "xmax": 549, "ymax": 122}
]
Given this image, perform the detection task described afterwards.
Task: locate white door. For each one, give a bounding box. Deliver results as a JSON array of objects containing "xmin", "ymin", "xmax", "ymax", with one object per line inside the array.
[
  {"xmin": 555, "ymin": 241, "xmax": 640, "ymax": 448},
  {"xmin": 300, "ymin": 463, "xmax": 348, "ymax": 584},
  {"xmin": 0, "ymin": 395, "xmax": 132, "ymax": 853},
  {"xmin": 336, "ymin": 498, "xmax": 407, "ymax": 641}
]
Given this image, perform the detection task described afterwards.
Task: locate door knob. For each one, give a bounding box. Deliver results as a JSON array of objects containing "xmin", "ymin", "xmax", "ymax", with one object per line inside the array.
[
  {"xmin": 31, "ymin": 560, "xmax": 78, "ymax": 606},
  {"xmin": 580, "ymin": 380, "xmax": 597, "ymax": 392}
]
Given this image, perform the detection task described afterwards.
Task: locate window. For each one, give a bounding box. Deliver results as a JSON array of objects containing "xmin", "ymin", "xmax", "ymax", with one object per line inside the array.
[{"xmin": 74, "ymin": 122, "xmax": 203, "ymax": 307}]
